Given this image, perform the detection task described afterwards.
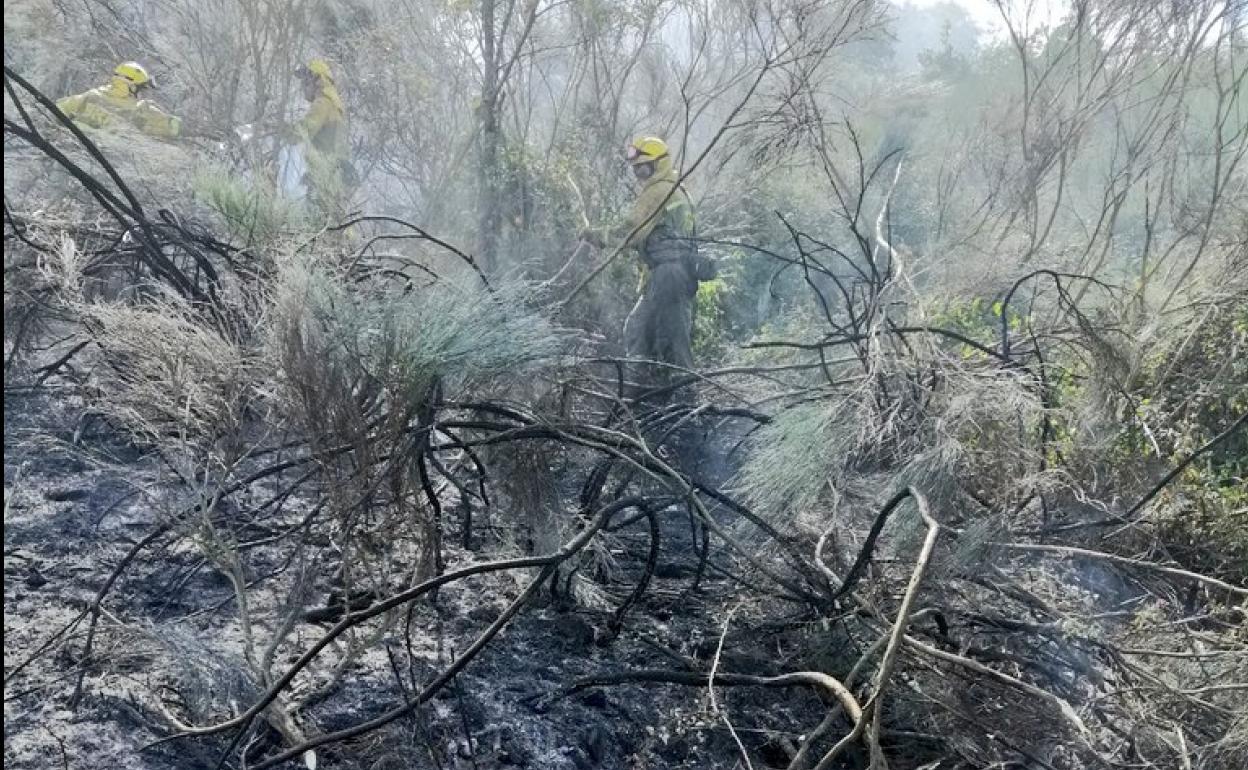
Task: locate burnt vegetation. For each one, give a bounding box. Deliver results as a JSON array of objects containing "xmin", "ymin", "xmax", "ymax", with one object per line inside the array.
[{"xmin": 4, "ymin": 1, "xmax": 1246, "ymax": 769}]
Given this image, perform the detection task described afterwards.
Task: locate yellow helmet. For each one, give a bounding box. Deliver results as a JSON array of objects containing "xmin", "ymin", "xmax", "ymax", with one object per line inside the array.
[
  {"xmin": 113, "ymin": 61, "xmax": 153, "ymax": 89},
  {"xmin": 626, "ymin": 136, "xmax": 669, "ymax": 166},
  {"xmin": 298, "ymin": 58, "xmax": 335, "ymax": 82}
]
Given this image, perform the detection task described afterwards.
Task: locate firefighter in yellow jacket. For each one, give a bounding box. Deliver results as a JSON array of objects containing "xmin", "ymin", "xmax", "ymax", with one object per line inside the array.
[
  {"xmin": 56, "ymin": 62, "xmax": 182, "ymax": 139},
  {"xmin": 582, "ymin": 136, "xmax": 700, "ymax": 386},
  {"xmin": 288, "ymin": 58, "xmax": 352, "ymax": 217}
]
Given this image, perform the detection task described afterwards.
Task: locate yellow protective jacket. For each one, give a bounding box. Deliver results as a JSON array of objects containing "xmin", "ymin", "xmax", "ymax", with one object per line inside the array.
[
  {"xmin": 56, "ymin": 78, "xmax": 181, "ymax": 139},
  {"xmin": 605, "ymin": 167, "xmax": 694, "ymax": 258},
  {"xmin": 599, "ymin": 166, "xmax": 696, "ymax": 292},
  {"xmin": 293, "ymin": 83, "xmax": 349, "ymax": 163}
]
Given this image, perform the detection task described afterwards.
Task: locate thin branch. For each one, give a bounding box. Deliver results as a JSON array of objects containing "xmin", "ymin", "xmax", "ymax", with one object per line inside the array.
[{"xmin": 993, "ymin": 542, "xmax": 1248, "ymax": 597}]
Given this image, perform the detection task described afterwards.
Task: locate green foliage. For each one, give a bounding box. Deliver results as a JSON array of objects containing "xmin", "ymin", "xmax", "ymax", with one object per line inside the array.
[
  {"xmin": 692, "ymin": 276, "xmax": 728, "ymax": 358},
  {"xmin": 497, "ymin": 142, "xmax": 582, "ymax": 238},
  {"xmin": 270, "ymin": 258, "xmax": 567, "ymax": 408},
  {"xmin": 734, "ymin": 400, "xmax": 856, "ymax": 520},
  {"xmin": 194, "ymin": 166, "xmax": 303, "ymax": 245},
  {"xmin": 1039, "ymin": 299, "xmax": 1248, "ymax": 576},
  {"xmin": 928, "ymin": 296, "xmax": 1021, "ymax": 359},
  {"xmin": 1131, "ymin": 304, "xmax": 1248, "ymax": 577}
]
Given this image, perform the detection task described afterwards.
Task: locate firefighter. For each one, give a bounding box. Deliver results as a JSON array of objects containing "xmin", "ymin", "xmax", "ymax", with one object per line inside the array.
[
  {"xmin": 581, "ymin": 136, "xmax": 701, "ymax": 392},
  {"xmin": 287, "ymin": 58, "xmax": 353, "ymax": 217},
  {"xmin": 56, "ymin": 61, "xmax": 182, "ymax": 139}
]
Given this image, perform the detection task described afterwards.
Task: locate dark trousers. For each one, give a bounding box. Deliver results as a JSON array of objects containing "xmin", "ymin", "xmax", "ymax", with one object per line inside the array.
[{"xmin": 623, "ymin": 260, "xmax": 696, "ymax": 391}]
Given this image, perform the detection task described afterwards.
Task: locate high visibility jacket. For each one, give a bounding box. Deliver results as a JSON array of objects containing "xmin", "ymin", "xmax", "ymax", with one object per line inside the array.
[
  {"xmin": 56, "ymin": 79, "xmax": 181, "ymax": 139},
  {"xmin": 608, "ymin": 168, "xmax": 696, "ymax": 269},
  {"xmin": 289, "ymin": 80, "xmax": 351, "ymax": 212},
  {"xmin": 294, "ymin": 85, "xmax": 349, "ymax": 164}
]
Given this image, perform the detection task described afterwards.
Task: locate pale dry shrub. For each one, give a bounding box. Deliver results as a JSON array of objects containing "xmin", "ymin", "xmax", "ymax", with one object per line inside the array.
[{"xmin": 73, "ymin": 287, "xmax": 259, "ymax": 467}]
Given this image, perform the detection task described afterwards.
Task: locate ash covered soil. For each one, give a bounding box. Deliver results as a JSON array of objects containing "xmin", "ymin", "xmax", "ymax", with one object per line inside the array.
[{"xmin": 4, "ymin": 388, "xmax": 827, "ymax": 769}]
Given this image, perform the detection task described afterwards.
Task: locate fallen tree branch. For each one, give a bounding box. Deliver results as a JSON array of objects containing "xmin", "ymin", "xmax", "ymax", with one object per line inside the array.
[
  {"xmin": 150, "ymin": 496, "xmax": 646, "ymax": 767},
  {"xmin": 864, "ymin": 488, "xmax": 939, "ymax": 769},
  {"xmin": 565, "ymin": 669, "xmax": 862, "ymax": 725},
  {"xmin": 992, "ymin": 542, "xmax": 1248, "ymax": 598},
  {"xmin": 827, "ymin": 487, "xmax": 916, "ymax": 603},
  {"xmin": 69, "ymin": 525, "xmax": 172, "ymax": 709},
  {"xmin": 709, "ymin": 604, "xmax": 755, "ymax": 770},
  {"xmin": 902, "ymin": 635, "xmax": 1092, "ymax": 744},
  {"xmin": 813, "ymin": 487, "xmax": 939, "ymax": 770}
]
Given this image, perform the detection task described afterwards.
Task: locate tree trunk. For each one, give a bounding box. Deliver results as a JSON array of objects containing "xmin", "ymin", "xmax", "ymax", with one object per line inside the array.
[{"xmin": 477, "ymin": 0, "xmax": 502, "ymax": 273}]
